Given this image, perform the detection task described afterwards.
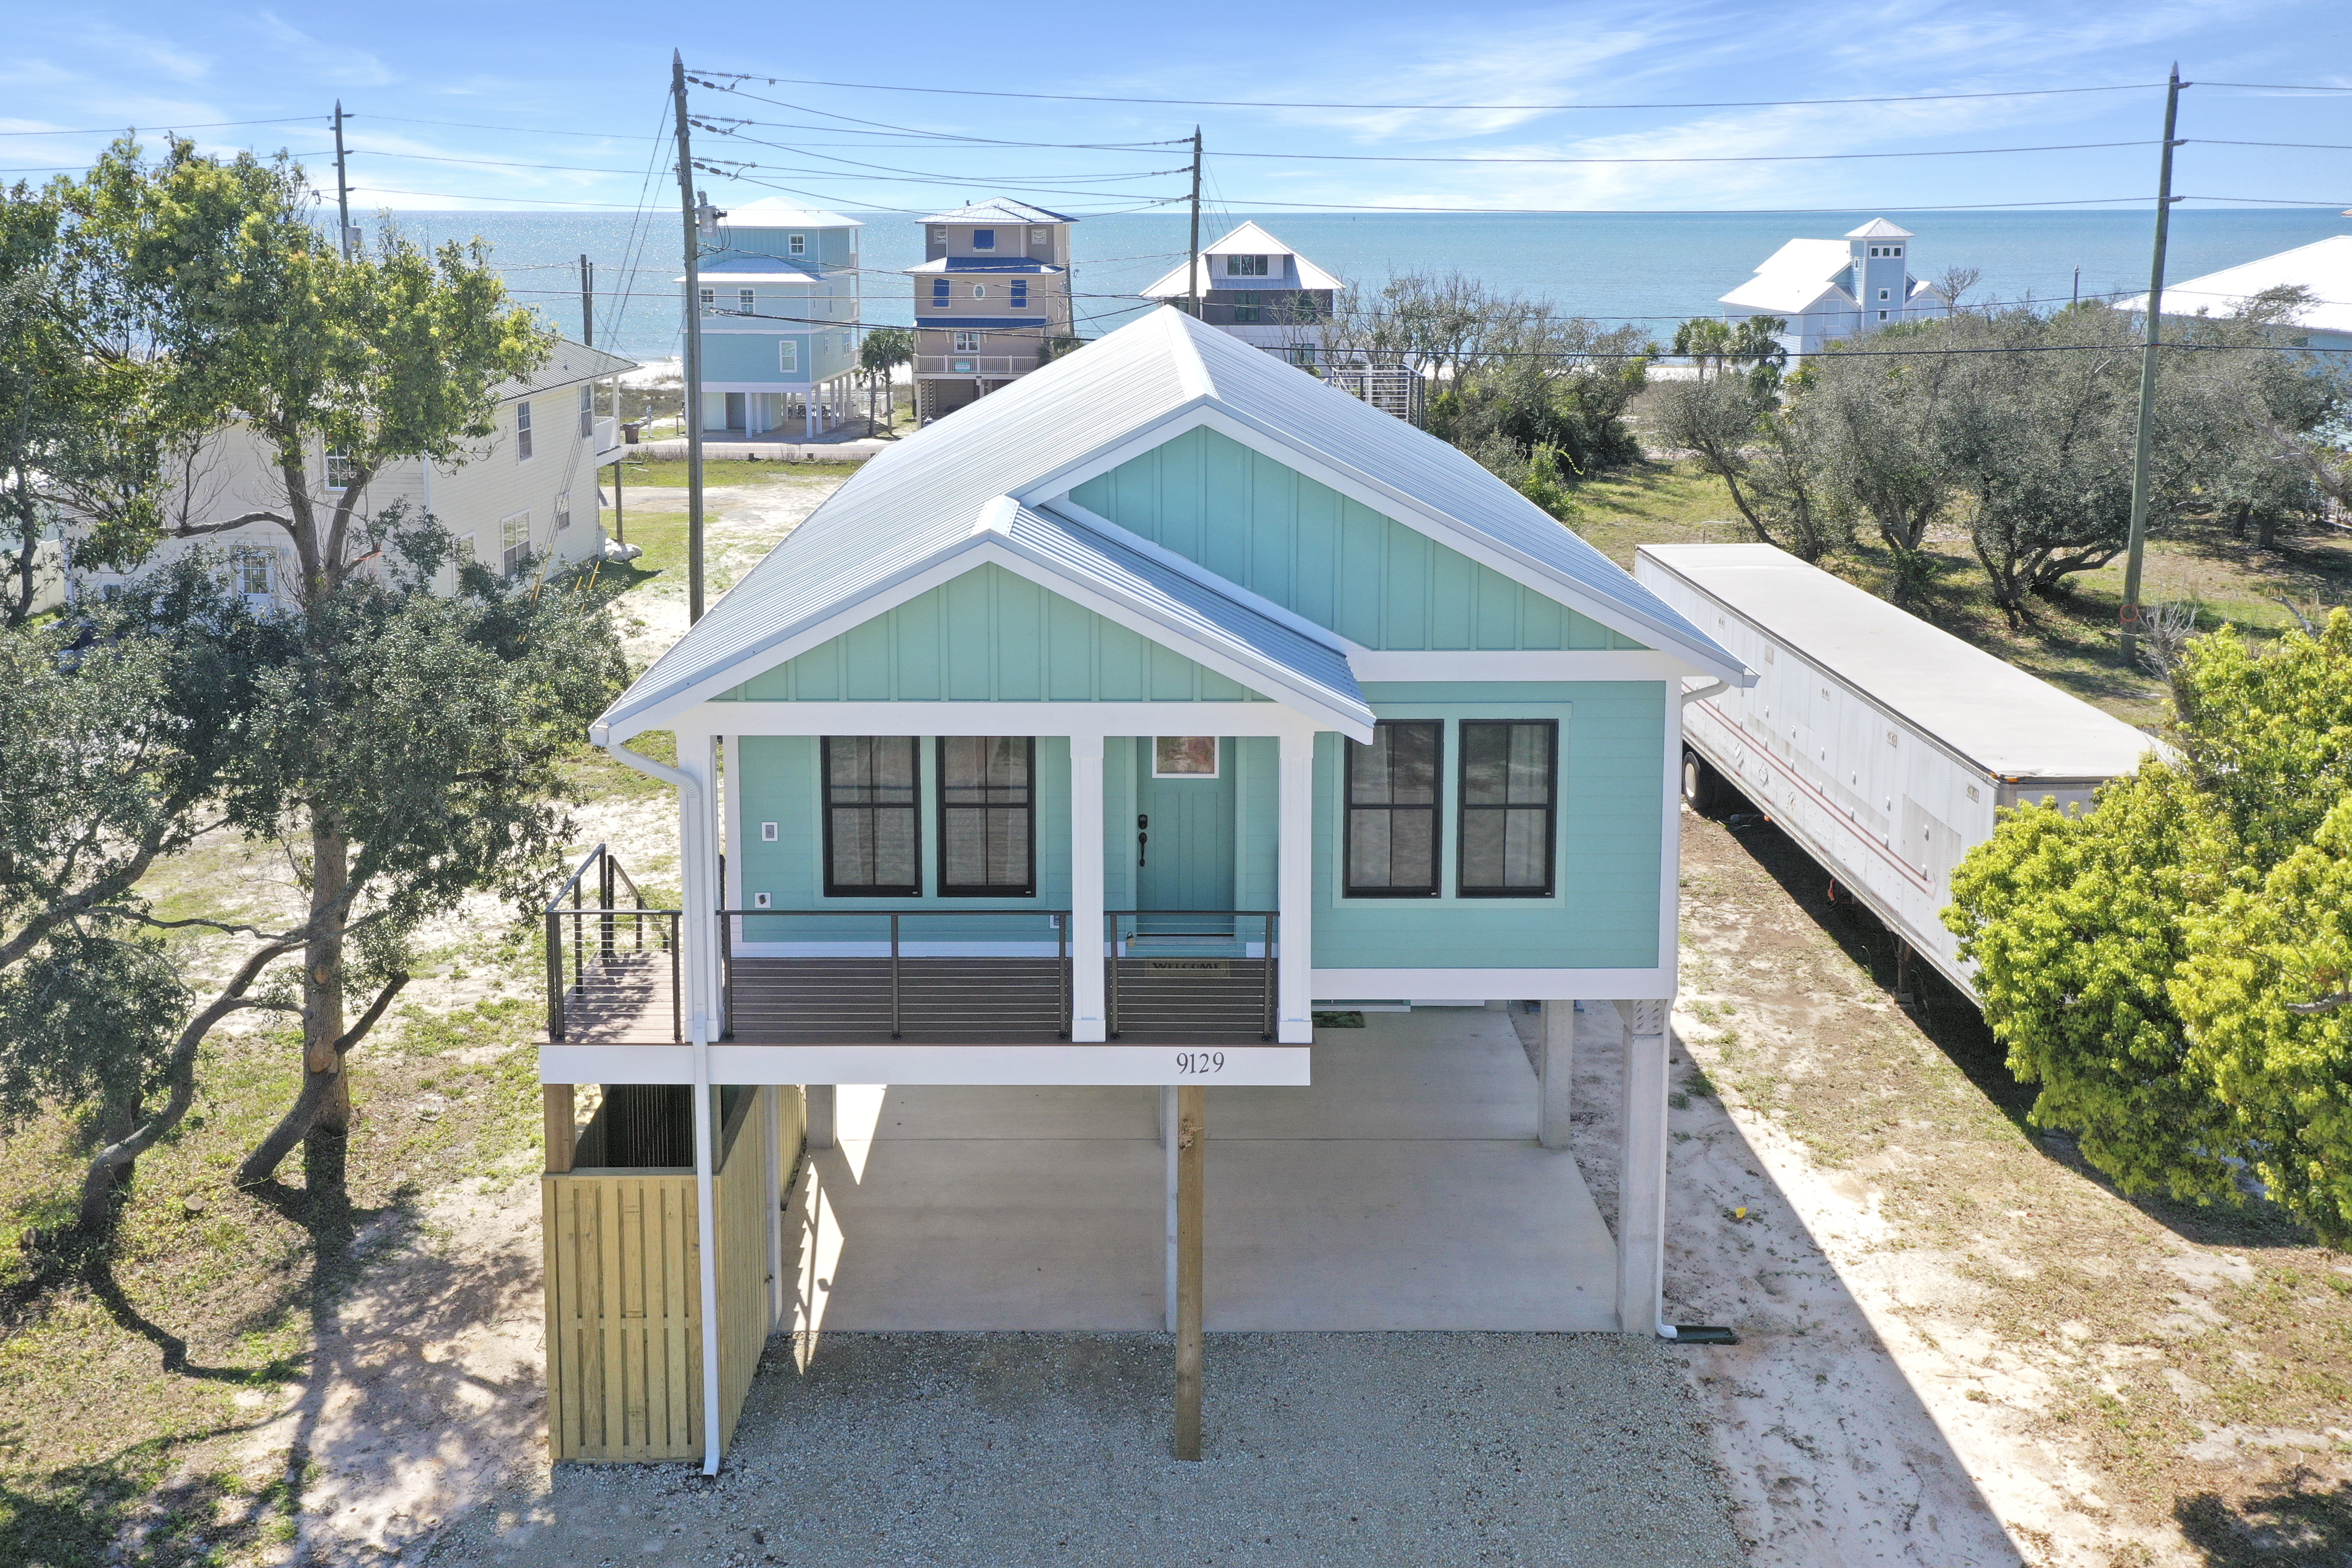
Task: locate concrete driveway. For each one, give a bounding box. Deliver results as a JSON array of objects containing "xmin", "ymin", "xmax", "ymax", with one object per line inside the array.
[{"xmin": 788, "ymin": 1007, "xmax": 1618, "ymax": 1334}]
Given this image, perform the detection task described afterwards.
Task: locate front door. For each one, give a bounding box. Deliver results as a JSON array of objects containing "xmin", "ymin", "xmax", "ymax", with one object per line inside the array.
[{"xmin": 1134, "ymin": 736, "xmax": 1234, "ymax": 914}]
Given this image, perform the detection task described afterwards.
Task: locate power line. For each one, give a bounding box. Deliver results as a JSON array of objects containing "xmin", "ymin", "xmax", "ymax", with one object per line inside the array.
[
  {"xmin": 682, "ymin": 71, "xmax": 2167, "ymax": 112},
  {"xmin": 0, "ymin": 116, "xmax": 324, "ymax": 137}
]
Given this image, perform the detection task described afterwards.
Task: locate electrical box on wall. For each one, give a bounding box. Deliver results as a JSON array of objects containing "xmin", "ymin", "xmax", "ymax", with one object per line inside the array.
[
  {"xmin": 761, "ymin": 821, "xmax": 778, "ymax": 841},
  {"xmin": 754, "ymin": 892, "xmax": 772, "ymax": 909}
]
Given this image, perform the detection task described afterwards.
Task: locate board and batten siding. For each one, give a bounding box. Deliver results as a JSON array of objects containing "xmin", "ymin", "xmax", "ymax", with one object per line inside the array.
[
  {"xmin": 720, "ymin": 562, "xmax": 1272, "ymax": 703},
  {"xmin": 541, "ymin": 1089, "xmax": 790, "ymax": 1463},
  {"xmin": 1311, "ymin": 683, "xmax": 1667, "ymax": 972},
  {"xmin": 1069, "ymin": 426, "xmax": 1648, "ymax": 653}
]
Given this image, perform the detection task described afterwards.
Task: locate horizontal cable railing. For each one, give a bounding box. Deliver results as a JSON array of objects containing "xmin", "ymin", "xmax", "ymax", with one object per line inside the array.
[
  {"xmin": 545, "ymin": 843, "xmax": 681, "ymax": 1044},
  {"xmin": 717, "ymin": 909, "xmax": 1072, "ymax": 1041},
  {"xmin": 1105, "ymin": 911, "xmax": 1278, "ymax": 1041}
]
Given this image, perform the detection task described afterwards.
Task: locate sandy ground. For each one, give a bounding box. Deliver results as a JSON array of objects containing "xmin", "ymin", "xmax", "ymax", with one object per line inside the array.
[{"xmin": 610, "ymin": 478, "xmax": 841, "ymax": 668}]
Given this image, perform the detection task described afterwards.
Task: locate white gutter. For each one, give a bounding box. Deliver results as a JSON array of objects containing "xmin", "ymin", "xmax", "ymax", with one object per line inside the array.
[
  {"xmin": 1680, "ymin": 677, "xmax": 1730, "ymax": 707},
  {"xmin": 689, "ymin": 1010, "xmax": 722, "ymax": 1475},
  {"xmin": 597, "ymin": 732, "xmax": 724, "ymax": 1471}
]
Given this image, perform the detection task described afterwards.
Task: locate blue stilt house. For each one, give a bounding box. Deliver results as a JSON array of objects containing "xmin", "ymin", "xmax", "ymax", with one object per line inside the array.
[{"xmin": 536, "ymin": 307, "xmax": 1752, "ymax": 1467}]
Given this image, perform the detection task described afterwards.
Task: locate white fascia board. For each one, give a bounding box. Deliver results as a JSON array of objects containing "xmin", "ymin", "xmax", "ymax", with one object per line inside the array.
[
  {"xmin": 1022, "ymin": 402, "xmax": 1747, "ymax": 684},
  {"xmin": 603, "ymin": 534, "xmax": 1371, "ymax": 743},
  {"xmin": 1308, "ymin": 968, "xmax": 1675, "ymax": 1001},
  {"xmin": 700, "ymin": 701, "xmax": 1318, "ymax": 737},
  {"xmin": 542, "ymin": 1042, "xmax": 1312, "ymax": 1087},
  {"xmin": 1349, "ymin": 649, "xmax": 1690, "ymax": 683}
]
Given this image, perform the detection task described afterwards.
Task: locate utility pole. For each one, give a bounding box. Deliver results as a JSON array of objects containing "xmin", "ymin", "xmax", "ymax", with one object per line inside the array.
[
  {"xmin": 579, "ymin": 254, "xmax": 595, "ymax": 347},
  {"xmin": 1186, "ymin": 128, "xmax": 1203, "ymax": 321},
  {"xmin": 671, "ymin": 51, "xmax": 707, "ymax": 624},
  {"xmin": 332, "ymin": 101, "xmax": 355, "ymax": 259},
  {"xmin": 2119, "ymin": 64, "xmax": 2187, "ymax": 669}
]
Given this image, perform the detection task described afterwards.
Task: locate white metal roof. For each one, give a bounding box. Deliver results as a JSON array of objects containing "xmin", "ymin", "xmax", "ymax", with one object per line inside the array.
[
  {"xmin": 596, "ymin": 307, "xmax": 1746, "ymax": 738},
  {"xmin": 1141, "ymin": 222, "xmax": 1349, "ymax": 297},
  {"xmin": 2114, "ymin": 234, "xmax": 2352, "ymax": 336},
  {"xmin": 1845, "ymin": 218, "xmax": 1914, "ymax": 239},
  {"xmin": 919, "ymin": 199, "xmax": 1077, "ymax": 225},
  {"xmin": 1718, "ymin": 238, "xmax": 1855, "ymax": 314},
  {"xmin": 493, "ymin": 338, "xmax": 637, "ymax": 401},
  {"xmin": 718, "ymin": 198, "xmax": 863, "ymax": 229},
  {"xmin": 1636, "ymin": 543, "xmax": 2154, "ymax": 780}
]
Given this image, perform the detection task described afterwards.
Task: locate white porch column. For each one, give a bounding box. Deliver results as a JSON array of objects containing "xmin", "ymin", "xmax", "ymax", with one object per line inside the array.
[
  {"xmin": 1614, "ymin": 998, "xmax": 1670, "ymax": 1335},
  {"xmin": 1069, "ymin": 736, "xmax": 1108, "ymax": 1041},
  {"xmin": 1274, "ymin": 729, "xmax": 1315, "ymax": 1043},
  {"xmin": 1539, "ymin": 1001, "xmax": 1576, "ymax": 1149}
]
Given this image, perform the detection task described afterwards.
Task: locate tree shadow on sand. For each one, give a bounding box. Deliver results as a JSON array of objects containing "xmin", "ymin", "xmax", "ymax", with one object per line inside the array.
[{"xmin": 2177, "ymin": 1468, "xmax": 2352, "ymax": 1566}]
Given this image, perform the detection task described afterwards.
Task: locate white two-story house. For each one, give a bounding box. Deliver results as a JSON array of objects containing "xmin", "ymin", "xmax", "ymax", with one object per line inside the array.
[
  {"xmin": 64, "ymin": 340, "xmax": 635, "ymax": 610},
  {"xmin": 1718, "ymin": 219, "xmax": 1951, "ymax": 358}
]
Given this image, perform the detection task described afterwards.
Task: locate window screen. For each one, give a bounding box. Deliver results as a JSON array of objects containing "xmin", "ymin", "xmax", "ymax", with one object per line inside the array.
[
  {"xmin": 937, "ymin": 737, "xmax": 1034, "ymax": 896},
  {"xmin": 1458, "ymin": 720, "xmax": 1556, "ymax": 896},
  {"xmin": 1345, "ymin": 721, "xmax": 1440, "ymax": 897},
  {"xmin": 823, "ymin": 737, "xmax": 920, "ymax": 896}
]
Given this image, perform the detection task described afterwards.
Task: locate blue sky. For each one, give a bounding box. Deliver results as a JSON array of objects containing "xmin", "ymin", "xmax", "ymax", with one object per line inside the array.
[{"xmin": 2, "ymin": 2, "xmax": 2346, "ymax": 217}]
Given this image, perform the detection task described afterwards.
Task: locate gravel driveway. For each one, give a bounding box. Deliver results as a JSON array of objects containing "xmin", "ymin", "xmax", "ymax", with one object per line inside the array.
[{"xmin": 445, "ymin": 1330, "xmax": 1745, "ymax": 1568}]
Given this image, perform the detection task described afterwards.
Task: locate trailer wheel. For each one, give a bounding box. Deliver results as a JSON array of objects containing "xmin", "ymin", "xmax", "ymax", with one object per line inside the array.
[{"xmin": 1681, "ymin": 748, "xmax": 1718, "ymax": 813}]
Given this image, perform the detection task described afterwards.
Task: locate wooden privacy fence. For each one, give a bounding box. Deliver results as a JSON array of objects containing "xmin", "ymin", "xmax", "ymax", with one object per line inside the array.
[{"xmin": 542, "ymin": 1085, "xmax": 804, "ymax": 1462}]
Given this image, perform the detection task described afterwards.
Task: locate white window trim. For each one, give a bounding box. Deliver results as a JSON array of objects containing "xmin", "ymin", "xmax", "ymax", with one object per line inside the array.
[
  {"xmin": 779, "ymin": 340, "xmax": 800, "ymax": 374},
  {"xmin": 788, "ymin": 233, "xmax": 807, "ymax": 254},
  {"xmin": 515, "ymin": 400, "xmax": 533, "ymax": 462}
]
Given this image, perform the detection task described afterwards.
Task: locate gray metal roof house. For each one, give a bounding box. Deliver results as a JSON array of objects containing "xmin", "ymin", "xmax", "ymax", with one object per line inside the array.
[{"xmin": 535, "ymin": 306, "xmax": 1753, "ymax": 1470}]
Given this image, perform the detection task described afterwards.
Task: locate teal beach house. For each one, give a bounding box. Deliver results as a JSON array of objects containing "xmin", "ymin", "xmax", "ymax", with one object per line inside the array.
[{"xmin": 535, "ymin": 307, "xmax": 1753, "ymax": 1467}]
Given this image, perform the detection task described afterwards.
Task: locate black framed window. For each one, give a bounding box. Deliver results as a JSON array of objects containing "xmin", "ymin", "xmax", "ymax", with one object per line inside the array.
[
  {"xmin": 822, "ymin": 737, "xmax": 919, "ymax": 896},
  {"xmin": 1458, "ymin": 720, "xmax": 1558, "ymax": 897},
  {"xmin": 1345, "ymin": 720, "xmax": 1441, "ymax": 897},
  {"xmin": 937, "ymin": 737, "xmax": 1035, "ymax": 897}
]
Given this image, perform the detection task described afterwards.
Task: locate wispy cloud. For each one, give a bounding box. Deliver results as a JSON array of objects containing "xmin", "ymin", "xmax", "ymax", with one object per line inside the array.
[{"xmin": 251, "ymin": 11, "xmax": 395, "ymax": 89}]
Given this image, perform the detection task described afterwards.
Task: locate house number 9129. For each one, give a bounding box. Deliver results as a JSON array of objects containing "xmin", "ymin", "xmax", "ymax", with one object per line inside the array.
[{"xmin": 1174, "ymin": 1051, "xmax": 1226, "ymax": 1075}]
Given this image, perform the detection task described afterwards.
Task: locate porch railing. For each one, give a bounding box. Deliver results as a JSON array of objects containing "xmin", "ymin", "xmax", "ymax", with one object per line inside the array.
[
  {"xmin": 718, "ymin": 909, "xmax": 1071, "ymax": 1040},
  {"xmin": 544, "ymin": 843, "xmax": 681, "ymax": 1042},
  {"xmin": 1105, "ymin": 910, "xmax": 1278, "ymax": 1041}
]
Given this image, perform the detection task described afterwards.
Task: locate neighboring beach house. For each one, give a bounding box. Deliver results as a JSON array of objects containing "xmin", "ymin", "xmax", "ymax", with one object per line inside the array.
[
  {"xmin": 907, "ymin": 199, "xmax": 1077, "ymax": 421},
  {"xmin": 1141, "ymin": 220, "xmax": 1345, "ymax": 366},
  {"xmin": 683, "ymin": 199, "xmax": 866, "ymax": 439},
  {"xmin": 64, "ymin": 340, "xmax": 634, "ymax": 610},
  {"xmin": 2116, "ymin": 233, "xmax": 2352, "ymax": 351},
  {"xmin": 1718, "ymin": 219, "xmax": 1951, "ymax": 357},
  {"xmin": 534, "ymin": 306, "xmax": 1752, "ymax": 1468}
]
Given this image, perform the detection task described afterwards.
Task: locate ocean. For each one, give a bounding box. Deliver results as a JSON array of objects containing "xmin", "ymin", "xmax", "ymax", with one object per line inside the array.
[{"xmin": 388, "ymin": 207, "xmax": 2351, "ymax": 368}]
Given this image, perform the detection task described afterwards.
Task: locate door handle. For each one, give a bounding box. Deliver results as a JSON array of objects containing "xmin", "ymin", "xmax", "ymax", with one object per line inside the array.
[{"xmin": 1137, "ymin": 812, "xmax": 1148, "ymax": 867}]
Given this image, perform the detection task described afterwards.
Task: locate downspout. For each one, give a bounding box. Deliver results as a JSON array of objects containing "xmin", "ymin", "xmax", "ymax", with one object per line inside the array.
[
  {"xmin": 596, "ymin": 730, "xmax": 724, "ymax": 1470},
  {"xmin": 1680, "ymin": 677, "xmax": 1728, "ymax": 707}
]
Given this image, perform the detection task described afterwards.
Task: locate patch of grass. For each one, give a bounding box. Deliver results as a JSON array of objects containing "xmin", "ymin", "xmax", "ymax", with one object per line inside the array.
[
  {"xmin": 1311, "ymin": 1011, "xmax": 1366, "ymax": 1028},
  {"xmin": 612, "ymin": 456, "xmax": 862, "ymax": 488}
]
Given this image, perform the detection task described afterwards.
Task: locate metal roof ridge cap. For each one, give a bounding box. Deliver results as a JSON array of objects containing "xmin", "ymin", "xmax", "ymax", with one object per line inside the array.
[
  {"xmin": 1167, "ymin": 309, "xmax": 1215, "ymax": 402},
  {"xmin": 974, "ymin": 495, "xmax": 1020, "ymax": 536}
]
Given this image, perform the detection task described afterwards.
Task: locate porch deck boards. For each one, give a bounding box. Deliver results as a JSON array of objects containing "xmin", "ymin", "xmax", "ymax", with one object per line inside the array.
[{"xmin": 550, "ymin": 955, "xmax": 1279, "ymax": 1047}]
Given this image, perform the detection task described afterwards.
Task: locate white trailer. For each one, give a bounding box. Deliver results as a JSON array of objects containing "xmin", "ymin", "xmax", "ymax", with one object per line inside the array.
[{"xmin": 1636, "ymin": 542, "xmax": 2155, "ymax": 1000}]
